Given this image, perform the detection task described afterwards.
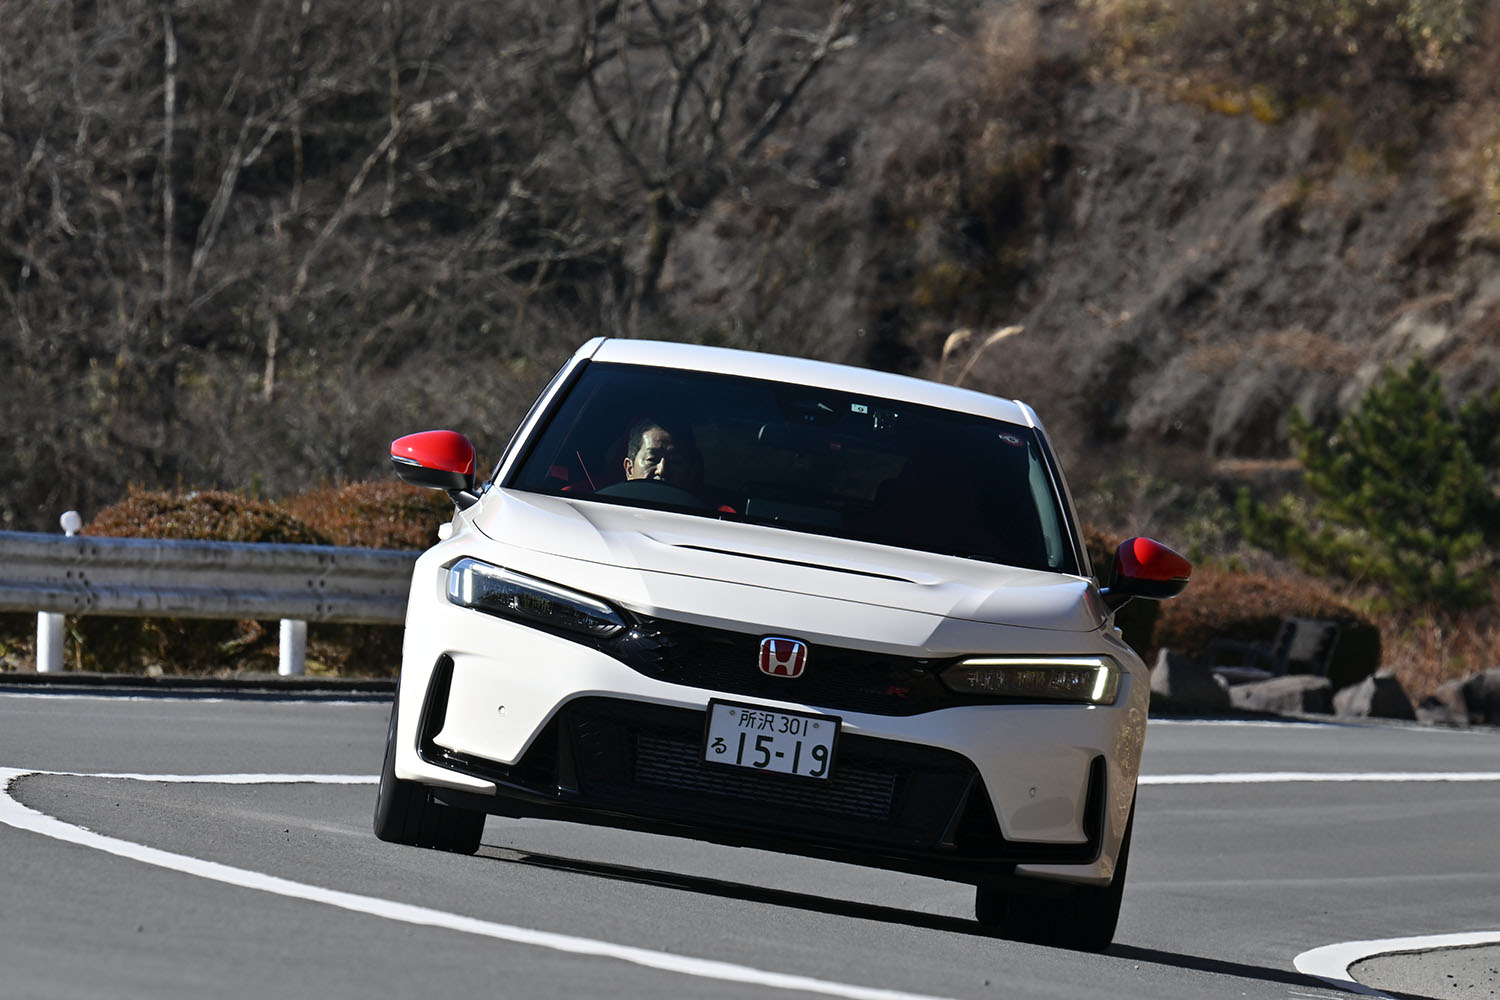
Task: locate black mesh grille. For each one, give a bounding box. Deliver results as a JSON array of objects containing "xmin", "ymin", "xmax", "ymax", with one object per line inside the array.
[
  {"xmin": 634, "ymin": 731, "xmax": 898, "ymax": 822},
  {"xmin": 559, "ymin": 698, "xmax": 978, "ymax": 851},
  {"xmin": 603, "ymin": 616, "xmax": 958, "ymax": 716},
  {"xmin": 428, "ymin": 690, "xmax": 1107, "ymax": 866}
]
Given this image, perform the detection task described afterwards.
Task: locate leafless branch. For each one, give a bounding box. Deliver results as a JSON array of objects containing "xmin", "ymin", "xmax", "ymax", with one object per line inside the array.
[
  {"xmin": 646, "ymin": 0, "xmax": 715, "ymax": 165},
  {"xmin": 734, "ymin": 0, "xmax": 855, "ymax": 163},
  {"xmin": 186, "ymin": 115, "xmax": 263, "ymax": 298},
  {"xmin": 579, "ymin": 0, "xmax": 658, "ymax": 187},
  {"xmin": 161, "ymin": 2, "xmax": 178, "ymax": 309},
  {"xmin": 289, "ymin": 90, "xmax": 458, "ymax": 302},
  {"xmin": 704, "ymin": 0, "xmax": 765, "ymax": 159}
]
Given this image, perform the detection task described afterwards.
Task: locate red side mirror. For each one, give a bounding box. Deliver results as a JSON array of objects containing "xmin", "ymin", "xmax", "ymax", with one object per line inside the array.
[
  {"xmin": 1108, "ymin": 537, "xmax": 1191, "ymax": 602},
  {"xmin": 391, "ymin": 430, "xmax": 477, "ymax": 493}
]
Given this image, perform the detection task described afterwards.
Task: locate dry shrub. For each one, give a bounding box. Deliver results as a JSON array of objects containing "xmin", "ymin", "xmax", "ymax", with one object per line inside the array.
[
  {"xmin": 1153, "ymin": 566, "xmax": 1381, "ymax": 691},
  {"xmin": 75, "ymin": 487, "xmax": 330, "ymax": 675},
  {"xmin": 50, "ymin": 482, "xmax": 448, "ymax": 677},
  {"xmin": 282, "ymin": 480, "xmax": 451, "ymax": 550},
  {"xmin": 86, "ymin": 486, "xmax": 330, "ymax": 545},
  {"xmin": 283, "ymin": 480, "xmax": 453, "ymax": 677}
]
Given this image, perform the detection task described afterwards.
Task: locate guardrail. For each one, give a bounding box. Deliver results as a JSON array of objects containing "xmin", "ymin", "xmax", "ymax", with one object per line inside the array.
[{"xmin": 0, "ymin": 519, "xmax": 420, "ymax": 676}]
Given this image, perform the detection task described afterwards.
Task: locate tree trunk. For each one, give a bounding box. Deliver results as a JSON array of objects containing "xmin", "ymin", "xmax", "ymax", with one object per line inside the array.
[
  {"xmin": 638, "ymin": 188, "xmax": 674, "ymax": 307},
  {"xmin": 161, "ymin": 2, "xmax": 178, "ymax": 310}
]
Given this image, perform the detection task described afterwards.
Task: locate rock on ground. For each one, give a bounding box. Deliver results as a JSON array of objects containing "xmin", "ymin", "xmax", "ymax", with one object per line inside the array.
[
  {"xmin": 1228, "ymin": 674, "xmax": 1333, "ymax": 715},
  {"xmin": 1333, "ymin": 672, "xmax": 1416, "ymax": 721},
  {"xmin": 1150, "ymin": 648, "xmax": 1231, "ymax": 713}
]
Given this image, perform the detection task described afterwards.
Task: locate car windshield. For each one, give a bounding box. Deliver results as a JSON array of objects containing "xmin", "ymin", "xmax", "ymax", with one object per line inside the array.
[{"xmin": 507, "ymin": 361, "xmax": 1079, "ymax": 574}]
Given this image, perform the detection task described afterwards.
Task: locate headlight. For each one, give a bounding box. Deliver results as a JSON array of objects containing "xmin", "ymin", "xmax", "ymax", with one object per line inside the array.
[
  {"xmin": 446, "ymin": 558, "xmax": 626, "ymax": 638},
  {"xmin": 939, "ymin": 655, "xmax": 1120, "ymax": 704}
]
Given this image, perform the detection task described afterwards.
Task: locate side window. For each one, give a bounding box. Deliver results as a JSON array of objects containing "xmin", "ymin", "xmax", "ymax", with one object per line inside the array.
[{"xmin": 1026, "ymin": 446, "xmax": 1066, "ymax": 570}]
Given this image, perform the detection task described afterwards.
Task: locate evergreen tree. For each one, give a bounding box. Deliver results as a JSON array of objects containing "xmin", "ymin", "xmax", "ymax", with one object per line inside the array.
[{"xmin": 1240, "ymin": 360, "xmax": 1500, "ymax": 606}]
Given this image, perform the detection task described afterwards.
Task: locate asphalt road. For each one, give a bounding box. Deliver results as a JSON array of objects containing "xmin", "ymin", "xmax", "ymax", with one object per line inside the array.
[{"xmin": 1, "ymin": 688, "xmax": 1496, "ymax": 1000}]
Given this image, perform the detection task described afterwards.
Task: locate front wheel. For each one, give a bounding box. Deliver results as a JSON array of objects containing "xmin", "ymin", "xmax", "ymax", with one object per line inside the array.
[
  {"xmin": 975, "ymin": 803, "xmax": 1134, "ymax": 952},
  {"xmin": 373, "ymin": 698, "xmax": 485, "ymax": 854}
]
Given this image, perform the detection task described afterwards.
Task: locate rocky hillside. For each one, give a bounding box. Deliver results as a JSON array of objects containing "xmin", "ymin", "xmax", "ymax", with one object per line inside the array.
[
  {"xmin": 668, "ymin": 1, "xmax": 1500, "ymax": 474},
  {"xmin": 3, "ymin": 0, "xmax": 1498, "ymax": 542}
]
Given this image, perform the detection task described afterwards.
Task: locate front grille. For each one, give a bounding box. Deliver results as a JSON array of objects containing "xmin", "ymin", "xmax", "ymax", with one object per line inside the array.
[
  {"xmin": 425, "ymin": 682, "xmax": 1108, "ymax": 866},
  {"xmin": 634, "ymin": 731, "xmax": 897, "ymax": 823},
  {"xmin": 559, "ymin": 698, "xmax": 977, "ymax": 851},
  {"xmin": 605, "ymin": 616, "xmax": 959, "ymax": 716}
]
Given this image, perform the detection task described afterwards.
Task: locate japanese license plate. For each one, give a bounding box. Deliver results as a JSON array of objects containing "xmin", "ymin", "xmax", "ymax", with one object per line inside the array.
[{"xmin": 702, "ymin": 700, "xmax": 839, "ymax": 780}]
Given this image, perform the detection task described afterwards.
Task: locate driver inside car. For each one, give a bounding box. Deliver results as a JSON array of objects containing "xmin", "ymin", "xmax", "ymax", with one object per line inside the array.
[
  {"xmin": 619, "ymin": 415, "xmax": 739, "ymax": 513},
  {"xmin": 622, "ymin": 417, "xmax": 697, "ymax": 486}
]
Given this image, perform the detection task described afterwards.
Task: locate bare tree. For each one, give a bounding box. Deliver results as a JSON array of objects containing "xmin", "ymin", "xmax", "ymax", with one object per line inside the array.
[
  {"xmin": 563, "ymin": 0, "xmax": 871, "ymax": 326},
  {"xmin": 0, "ymin": 0, "xmax": 944, "ymax": 530}
]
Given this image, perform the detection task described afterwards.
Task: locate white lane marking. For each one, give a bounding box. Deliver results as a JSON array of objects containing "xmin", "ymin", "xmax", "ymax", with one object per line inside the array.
[
  {"xmin": 1295, "ymin": 931, "xmax": 1500, "ymax": 998},
  {"xmin": 0, "ymin": 691, "xmax": 379, "ymax": 706},
  {"xmin": 1150, "ymin": 718, "xmax": 1346, "ymax": 729},
  {"xmin": 0, "ymin": 768, "xmax": 957, "ymax": 1000},
  {"xmin": 29, "ymin": 770, "xmax": 377, "ymax": 784},
  {"xmin": 1140, "ymin": 771, "xmax": 1500, "ymax": 785}
]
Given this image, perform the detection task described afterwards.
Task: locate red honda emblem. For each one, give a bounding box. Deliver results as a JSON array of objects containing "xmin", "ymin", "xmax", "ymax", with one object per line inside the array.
[{"xmin": 758, "ymin": 637, "xmax": 808, "ymax": 678}]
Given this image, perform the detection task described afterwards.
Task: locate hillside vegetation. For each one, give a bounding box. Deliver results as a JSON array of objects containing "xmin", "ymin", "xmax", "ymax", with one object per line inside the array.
[{"xmin": 5, "ymin": 0, "xmax": 1500, "ymax": 693}]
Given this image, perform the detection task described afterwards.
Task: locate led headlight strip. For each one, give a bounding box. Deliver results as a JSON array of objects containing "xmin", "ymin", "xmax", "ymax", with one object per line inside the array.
[
  {"xmin": 446, "ymin": 558, "xmax": 626, "ymax": 638},
  {"xmin": 939, "ymin": 655, "xmax": 1120, "ymax": 704}
]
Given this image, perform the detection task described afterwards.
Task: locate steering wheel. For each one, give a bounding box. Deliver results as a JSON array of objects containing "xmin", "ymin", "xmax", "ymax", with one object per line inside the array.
[{"xmin": 593, "ymin": 478, "xmax": 709, "ymax": 509}]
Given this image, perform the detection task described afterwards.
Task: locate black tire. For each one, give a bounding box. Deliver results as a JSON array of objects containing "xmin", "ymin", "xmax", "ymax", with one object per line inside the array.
[
  {"xmin": 373, "ymin": 699, "xmax": 485, "ymax": 854},
  {"xmin": 975, "ymin": 803, "xmax": 1134, "ymax": 952}
]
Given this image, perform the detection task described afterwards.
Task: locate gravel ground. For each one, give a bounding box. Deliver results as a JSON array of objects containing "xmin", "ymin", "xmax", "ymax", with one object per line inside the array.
[{"xmin": 1353, "ymin": 944, "xmax": 1500, "ymax": 998}]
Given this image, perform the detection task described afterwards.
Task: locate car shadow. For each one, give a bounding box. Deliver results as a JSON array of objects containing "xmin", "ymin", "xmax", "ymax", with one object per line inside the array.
[
  {"xmin": 480, "ymin": 843, "xmax": 988, "ymax": 936},
  {"xmin": 477, "ymin": 844, "xmax": 1368, "ymax": 995},
  {"xmin": 1108, "ymin": 945, "xmax": 1417, "ymax": 997}
]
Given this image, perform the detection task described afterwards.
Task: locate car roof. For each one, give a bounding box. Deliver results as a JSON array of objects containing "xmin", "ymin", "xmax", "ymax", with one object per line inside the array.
[{"xmin": 583, "ymin": 338, "xmax": 1038, "ymax": 427}]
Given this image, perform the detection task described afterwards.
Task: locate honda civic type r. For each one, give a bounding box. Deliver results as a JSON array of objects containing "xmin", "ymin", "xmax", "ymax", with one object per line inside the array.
[{"xmin": 376, "ymin": 337, "xmax": 1190, "ymax": 951}]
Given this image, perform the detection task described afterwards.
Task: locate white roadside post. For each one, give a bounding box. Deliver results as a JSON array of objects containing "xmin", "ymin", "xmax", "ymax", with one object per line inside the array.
[
  {"xmin": 36, "ymin": 511, "xmax": 83, "ymax": 673},
  {"xmin": 279, "ymin": 618, "xmax": 308, "ymax": 677}
]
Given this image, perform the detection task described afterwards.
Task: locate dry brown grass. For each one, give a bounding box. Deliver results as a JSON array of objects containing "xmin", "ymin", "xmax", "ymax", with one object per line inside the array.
[
  {"xmin": 1375, "ymin": 591, "xmax": 1500, "ymax": 700},
  {"xmin": 1250, "ymin": 329, "xmax": 1361, "ymax": 374},
  {"xmin": 1177, "ymin": 329, "xmax": 1358, "ymax": 380},
  {"xmin": 1443, "ymin": 7, "xmax": 1500, "ymax": 233}
]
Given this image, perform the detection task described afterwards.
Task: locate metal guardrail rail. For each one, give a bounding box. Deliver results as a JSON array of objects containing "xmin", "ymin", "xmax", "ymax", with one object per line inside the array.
[
  {"xmin": 0, "ymin": 528, "xmax": 421, "ymax": 675},
  {"xmin": 0, "ymin": 531, "xmax": 418, "ymax": 623}
]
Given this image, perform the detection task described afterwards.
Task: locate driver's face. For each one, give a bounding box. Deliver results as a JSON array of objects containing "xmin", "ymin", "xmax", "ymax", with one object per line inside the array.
[{"xmin": 624, "ymin": 427, "xmax": 681, "ymax": 483}]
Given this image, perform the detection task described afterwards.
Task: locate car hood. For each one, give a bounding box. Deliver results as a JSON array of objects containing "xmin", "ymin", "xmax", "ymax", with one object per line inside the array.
[{"xmin": 473, "ymin": 491, "xmax": 1107, "ymax": 634}]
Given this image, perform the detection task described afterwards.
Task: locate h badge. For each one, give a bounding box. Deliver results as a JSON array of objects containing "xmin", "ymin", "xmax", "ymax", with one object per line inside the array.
[{"xmin": 758, "ymin": 637, "xmax": 808, "ymax": 678}]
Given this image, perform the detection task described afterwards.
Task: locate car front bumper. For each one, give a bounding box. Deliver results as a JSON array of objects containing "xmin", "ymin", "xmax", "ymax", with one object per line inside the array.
[{"xmin": 393, "ymin": 549, "xmax": 1148, "ymax": 888}]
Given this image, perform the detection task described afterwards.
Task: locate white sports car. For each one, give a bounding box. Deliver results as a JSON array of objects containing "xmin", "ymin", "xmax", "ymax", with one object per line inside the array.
[{"xmin": 376, "ymin": 337, "xmax": 1190, "ymax": 951}]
